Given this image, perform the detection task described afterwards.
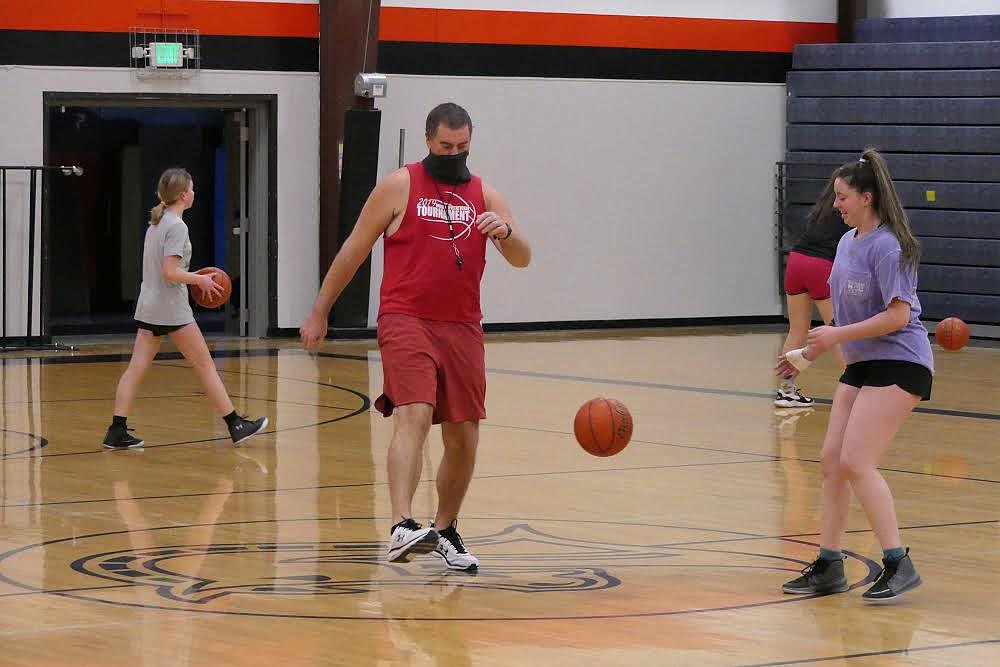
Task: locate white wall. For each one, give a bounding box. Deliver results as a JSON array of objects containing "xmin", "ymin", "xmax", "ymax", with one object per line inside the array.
[
  {"xmin": 380, "ymin": 0, "xmax": 837, "ymax": 22},
  {"xmin": 371, "ymin": 75, "xmax": 786, "ymax": 326},
  {"xmin": 0, "ymin": 65, "xmax": 319, "ymax": 334},
  {"xmin": 869, "ymin": 1, "xmax": 1000, "ymax": 17}
]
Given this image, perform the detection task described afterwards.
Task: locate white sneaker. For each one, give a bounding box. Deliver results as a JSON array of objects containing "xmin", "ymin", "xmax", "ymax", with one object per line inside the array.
[
  {"xmin": 774, "ymin": 386, "xmax": 815, "ymax": 408},
  {"xmin": 386, "ymin": 519, "xmax": 439, "ymax": 563},
  {"xmin": 433, "ymin": 523, "xmax": 479, "ymax": 572}
]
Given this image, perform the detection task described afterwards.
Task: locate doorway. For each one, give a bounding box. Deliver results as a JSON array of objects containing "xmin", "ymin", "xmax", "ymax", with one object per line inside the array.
[{"xmin": 43, "ymin": 94, "xmax": 275, "ymax": 337}]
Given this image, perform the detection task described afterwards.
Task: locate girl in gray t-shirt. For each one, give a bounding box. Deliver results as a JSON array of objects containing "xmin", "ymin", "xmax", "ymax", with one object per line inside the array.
[
  {"xmin": 775, "ymin": 149, "xmax": 930, "ymax": 603},
  {"xmin": 102, "ymin": 168, "xmax": 267, "ymax": 450}
]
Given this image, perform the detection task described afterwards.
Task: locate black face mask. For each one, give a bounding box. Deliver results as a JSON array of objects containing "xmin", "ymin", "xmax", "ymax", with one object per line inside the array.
[{"xmin": 423, "ymin": 151, "xmax": 471, "ymax": 184}]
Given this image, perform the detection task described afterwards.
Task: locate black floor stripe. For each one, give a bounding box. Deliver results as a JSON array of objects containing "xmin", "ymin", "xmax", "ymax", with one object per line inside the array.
[{"xmin": 738, "ymin": 638, "xmax": 1000, "ymax": 666}]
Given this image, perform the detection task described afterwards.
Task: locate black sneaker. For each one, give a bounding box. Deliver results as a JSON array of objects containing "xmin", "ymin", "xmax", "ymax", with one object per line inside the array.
[
  {"xmin": 228, "ymin": 416, "xmax": 268, "ymax": 445},
  {"xmin": 783, "ymin": 556, "xmax": 849, "ymax": 595},
  {"xmin": 863, "ymin": 550, "xmax": 922, "ymax": 603},
  {"xmin": 387, "ymin": 518, "xmax": 439, "ymax": 563},
  {"xmin": 102, "ymin": 423, "xmax": 144, "ymax": 449},
  {"xmin": 433, "ymin": 523, "xmax": 479, "ymax": 572}
]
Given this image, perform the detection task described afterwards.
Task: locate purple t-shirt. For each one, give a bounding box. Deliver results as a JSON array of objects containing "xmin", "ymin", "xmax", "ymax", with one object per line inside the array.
[{"xmin": 829, "ymin": 225, "xmax": 934, "ymax": 372}]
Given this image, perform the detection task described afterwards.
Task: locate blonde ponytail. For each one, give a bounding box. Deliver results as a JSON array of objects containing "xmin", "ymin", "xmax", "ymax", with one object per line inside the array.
[
  {"xmin": 149, "ymin": 167, "xmax": 193, "ymax": 225},
  {"xmin": 149, "ymin": 202, "xmax": 167, "ymax": 225}
]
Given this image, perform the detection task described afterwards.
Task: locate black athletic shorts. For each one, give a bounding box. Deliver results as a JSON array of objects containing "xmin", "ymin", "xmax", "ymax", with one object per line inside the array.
[
  {"xmin": 839, "ymin": 360, "xmax": 933, "ymax": 401},
  {"xmin": 135, "ymin": 320, "xmax": 188, "ymax": 337}
]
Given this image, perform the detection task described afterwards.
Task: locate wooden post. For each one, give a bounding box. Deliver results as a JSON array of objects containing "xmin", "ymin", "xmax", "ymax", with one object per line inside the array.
[
  {"xmin": 318, "ymin": 0, "xmax": 380, "ymax": 324},
  {"xmin": 838, "ymin": 0, "xmax": 868, "ymax": 43}
]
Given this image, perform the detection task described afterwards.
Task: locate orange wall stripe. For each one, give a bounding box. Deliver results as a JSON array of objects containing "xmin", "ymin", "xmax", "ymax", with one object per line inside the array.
[
  {"xmin": 0, "ymin": 2, "xmax": 836, "ymax": 51},
  {"xmin": 379, "ymin": 7, "xmax": 837, "ymax": 52},
  {"xmin": 0, "ymin": 0, "xmax": 319, "ymax": 38}
]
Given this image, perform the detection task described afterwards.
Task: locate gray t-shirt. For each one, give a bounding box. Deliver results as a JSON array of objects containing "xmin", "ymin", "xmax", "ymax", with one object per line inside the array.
[
  {"xmin": 829, "ymin": 225, "xmax": 934, "ymax": 372},
  {"xmin": 133, "ymin": 211, "xmax": 195, "ymax": 326}
]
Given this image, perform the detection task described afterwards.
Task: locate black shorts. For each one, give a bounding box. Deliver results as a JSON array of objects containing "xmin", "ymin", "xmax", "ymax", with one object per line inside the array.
[
  {"xmin": 839, "ymin": 360, "xmax": 933, "ymax": 401},
  {"xmin": 135, "ymin": 320, "xmax": 188, "ymax": 337}
]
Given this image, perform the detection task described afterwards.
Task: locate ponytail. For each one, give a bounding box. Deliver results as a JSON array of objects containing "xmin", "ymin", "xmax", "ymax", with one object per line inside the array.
[
  {"xmin": 149, "ymin": 202, "xmax": 166, "ymax": 225},
  {"xmin": 149, "ymin": 167, "xmax": 193, "ymax": 226},
  {"xmin": 807, "ymin": 174, "xmax": 836, "ymax": 224},
  {"xmin": 830, "ymin": 148, "xmax": 921, "ymax": 271},
  {"xmin": 860, "ymin": 147, "xmax": 921, "ymax": 271}
]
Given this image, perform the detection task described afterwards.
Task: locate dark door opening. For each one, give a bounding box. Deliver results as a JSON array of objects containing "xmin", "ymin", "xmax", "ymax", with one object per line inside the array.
[{"xmin": 47, "ymin": 105, "xmax": 240, "ymax": 335}]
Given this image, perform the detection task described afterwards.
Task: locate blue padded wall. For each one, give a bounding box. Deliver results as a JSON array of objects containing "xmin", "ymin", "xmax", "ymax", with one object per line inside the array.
[
  {"xmin": 783, "ymin": 20, "xmax": 1000, "ymax": 324},
  {"xmin": 794, "ymin": 41, "xmax": 1000, "ymax": 70},
  {"xmin": 856, "ymin": 15, "xmax": 1000, "ymax": 44},
  {"xmin": 787, "ymin": 70, "xmax": 1000, "ymax": 97}
]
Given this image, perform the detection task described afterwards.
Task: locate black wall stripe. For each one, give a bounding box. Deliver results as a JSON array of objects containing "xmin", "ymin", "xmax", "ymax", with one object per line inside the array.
[
  {"xmin": 2, "ymin": 30, "xmax": 792, "ymax": 82},
  {"xmin": 0, "ymin": 30, "xmax": 318, "ymax": 72},
  {"xmin": 378, "ymin": 42, "xmax": 793, "ymax": 83}
]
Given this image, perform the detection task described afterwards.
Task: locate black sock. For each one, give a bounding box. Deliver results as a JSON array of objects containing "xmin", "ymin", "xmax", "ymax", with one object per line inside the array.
[
  {"xmin": 112, "ymin": 415, "xmax": 127, "ymax": 428},
  {"xmin": 223, "ymin": 410, "xmax": 240, "ymax": 426}
]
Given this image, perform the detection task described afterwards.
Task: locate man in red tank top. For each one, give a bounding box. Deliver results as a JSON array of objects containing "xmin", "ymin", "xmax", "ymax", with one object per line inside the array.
[{"xmin": 300, "ymin": 103, "xmax": 531, "ymax": 571}]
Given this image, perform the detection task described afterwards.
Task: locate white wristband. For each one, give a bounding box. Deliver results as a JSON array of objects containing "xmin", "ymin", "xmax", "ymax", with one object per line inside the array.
[{"xmin": 785, "ymin": 347, "xmax": 813, "ymax": 371}]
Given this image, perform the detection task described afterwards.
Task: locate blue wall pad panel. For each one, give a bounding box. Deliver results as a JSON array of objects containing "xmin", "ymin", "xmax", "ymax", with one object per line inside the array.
[
  {"xmin": 856, "ymin": 15, "xmax": 1000, "ymax": 44},
  {"xmin": 787, "ymin": 97, "xmax": 1000, "ymax": 125},
  {"xmin": 786, "ymin": 179, "xmax": 1000, "ymax": 210},
  {"xmin": 784, "ymin": 206, "xmax": 1000, "ymax": 240},
  {"xmin": 787, "ymin": 70, "xmax": 1000, "ymax": 97},
  {"xmin": 786, "ymin": 125, "xmax": 1000, "ymax": 153},
  {"xmin": 784, "ymin": 152, "xmax": 1000, "ymax": 182},
  {"xmin": 919, "ymin": 266, "xmax": 1000, "ymax": 295},
  {"xmin": 917, "ymin": 292, "xmax": 1000, "ymax": 324},
  {"xmin": 907, "ymin": 209, "xmax": 1000, "ymax": 238},
  {"xmin": 921, "ymin": 238, "xmax": 1000, "ymax": 267},
  {"xmin": 793, "ymin": 41, "xmax": 1000, "ymax": 70}
]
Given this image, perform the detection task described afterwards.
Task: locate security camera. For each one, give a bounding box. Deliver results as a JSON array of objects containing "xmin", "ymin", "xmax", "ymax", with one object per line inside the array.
[{"xmin": 354, "ymin": 73, "xmax": 388, "ymax": 98}]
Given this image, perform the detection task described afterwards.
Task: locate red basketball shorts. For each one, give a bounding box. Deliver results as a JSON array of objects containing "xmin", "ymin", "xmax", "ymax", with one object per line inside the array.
[
  {"xmin": 374, "ymin": 313, "xmax": 487, "ymax": 424},
  {"xmin": 784, "ymin": 251, "xmax": 834, "ymax": 300}
]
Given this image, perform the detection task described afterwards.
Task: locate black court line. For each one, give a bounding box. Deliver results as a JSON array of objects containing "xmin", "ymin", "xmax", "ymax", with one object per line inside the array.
[
  {"xmin": 490, "ymin": 424, "xmax": 1000, "ymax": 485},
  {"xmin": 3, "ymin": 348, "xmax": 998, "ymax": 476},
  {"xmin": 0, "ymin": 516, "xmax": 881, "ymax": 622},
  {"xmin": 2, "ymin": 390, "xmax": 366, "ymax": 461},
  {"xmin": 2, "ymin": 419, "xmax": 996, "ymax": 507},
  {"xmin": 1, "ymin": 517, "xmax": 994, "ymax": 622},
  {"xmin": 738, "ymin": 639, "xmax": 1000, "ymax": 666},
  {"xmin": 0, "ymin": 583, "xmax": 136, "ymax": 599},
  {"xmin": 643, "ymin": 519, "xmax": 1000, "ymax": 551},
  {"xmin": 3, "ymin": 347, "xmax": 998, "ymax": 422},
  {"xmin": 0, "ymin": 348, "xmax": 368, "ymax": 366},
  {"xmin": 0, "ymin": 357, "xmax": 372, "ymax": 460},
  {"xmin": 487, "ymin": 367, "xmax": 1000, "ymax": 422},
  {"xmin": 0, "ymin": 457, "xmax": 776, "ymax": 509},
  {"xmin": 1, "ymin": 393, "xmax": 201, "ymax": 406}
]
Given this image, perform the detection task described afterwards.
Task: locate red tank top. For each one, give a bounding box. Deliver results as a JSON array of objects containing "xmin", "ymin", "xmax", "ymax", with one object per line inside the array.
[{"xmin": 378, "ymin": 162, "xmax": 488, "ymax": 322}]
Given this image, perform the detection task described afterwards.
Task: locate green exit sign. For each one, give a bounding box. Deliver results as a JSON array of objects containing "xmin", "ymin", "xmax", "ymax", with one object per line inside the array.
[{"xmin": 150, "ymin": 42, "xmax": 184, "ymax": 67}]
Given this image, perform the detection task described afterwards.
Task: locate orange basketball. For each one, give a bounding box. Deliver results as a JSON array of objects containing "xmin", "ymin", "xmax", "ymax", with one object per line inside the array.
[
  {"xmin": 573, "ymin": 398, "xmax": 633, "ymax": 457},
  {"xmin": 192, "ymin": 267, "xmax": 232, "ymax": 309},
  {"xmin": 935, "ymin": 316, "xmax": 969, "ymax": 351}
]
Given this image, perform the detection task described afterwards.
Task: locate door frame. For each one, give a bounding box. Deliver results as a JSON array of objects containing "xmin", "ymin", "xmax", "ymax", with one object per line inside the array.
[{"xmin": 42, "ymin": 92, "xmax": 277, "ymax": 337}]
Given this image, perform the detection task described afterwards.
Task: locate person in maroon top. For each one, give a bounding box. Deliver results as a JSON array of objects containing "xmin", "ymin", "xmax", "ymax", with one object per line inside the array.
[{"xmin": 301, "ymin": 103, "xmax": 531, "ymax": 571}]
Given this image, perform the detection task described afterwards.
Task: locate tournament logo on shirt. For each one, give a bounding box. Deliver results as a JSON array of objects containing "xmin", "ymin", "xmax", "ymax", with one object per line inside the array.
[
  {"xmin": 416, "ymin": 194, "xmax": 477, "ymax": 241},
  {"xmin": 846, "ymin": 277, "xmax": 868, "ymax": 297}
]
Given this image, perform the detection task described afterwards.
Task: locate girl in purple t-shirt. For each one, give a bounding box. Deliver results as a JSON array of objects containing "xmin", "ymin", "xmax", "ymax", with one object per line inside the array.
[{"xmin": 775, "ymin": 148, "xmax": 932, "ymax": 603}]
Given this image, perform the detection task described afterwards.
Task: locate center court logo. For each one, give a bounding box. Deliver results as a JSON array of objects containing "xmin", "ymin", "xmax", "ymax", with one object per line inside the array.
[
  {"xmin": 2, "ymin": 519, "xmax": 879, "ymax": 620},
  {"xmin": 416, "ymin": 194, "xmax": 476, "ymax": 241}
]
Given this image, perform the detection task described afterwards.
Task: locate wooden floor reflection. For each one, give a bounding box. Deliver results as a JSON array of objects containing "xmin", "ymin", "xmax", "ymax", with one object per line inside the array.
[{"xmin": 1, "ymin": 327, "xmax": 998, "ymax": 666}]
